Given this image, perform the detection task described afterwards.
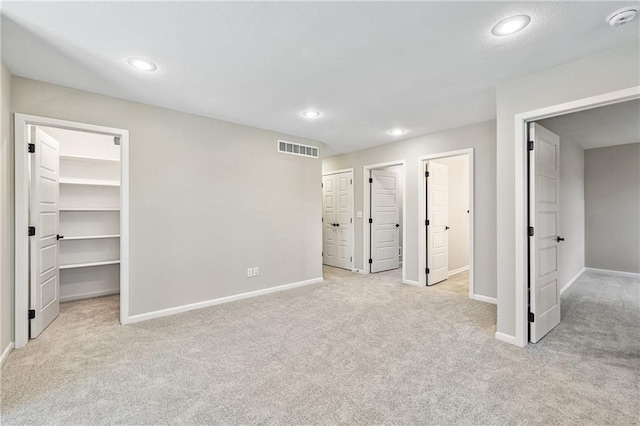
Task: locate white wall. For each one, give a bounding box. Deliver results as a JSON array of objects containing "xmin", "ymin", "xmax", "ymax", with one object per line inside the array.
[
  {"xmin": 585, "ymin": 143, "xmax": 640, "ymax": 273},
  {"xmin": 323, "ymin": 120, "xmax": 496, "ymax": 299},
  {"xmin": 10, "ymin": 77, "xmax": 324, "ymax": 319},
  {"xmin": 495, "ymin": 41, "xmax": 640, "ymax": 338},
  {"xmin": 1, "ymin": 61, "xmax": 14, "ymax": 358},
  {"xmin": 433, "ymin": 155, "xmax": 469, "ymax": 274}
]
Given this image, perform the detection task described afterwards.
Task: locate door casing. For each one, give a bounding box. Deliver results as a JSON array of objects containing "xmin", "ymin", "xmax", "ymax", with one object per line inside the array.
[
  {"xmin": 511, "ymin": 86, "xmax": 640, "ymax": 348},
  {"xmin": 362, "ymin": 160, "xmax": 408, "ymax": 283},
  {"xmin": 322, "ymin": 169, "xmax": 354, "ymax": 271},
  {"xmin": 14, "ymin": 114, "xmax": 130, "ymax": 349},
  {"xmin": 418, "ymin": 149, "xmax": 475, "ymax": 299}
]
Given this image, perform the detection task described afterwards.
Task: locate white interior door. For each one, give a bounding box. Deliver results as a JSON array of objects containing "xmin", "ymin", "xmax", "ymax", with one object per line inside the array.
[
  {"xmin": 427, "ymin": 161, "xmax": 448, "ymax": 285},
  {"xmin": 370, "ymin": 169, "xmax": 399, "ymax": 273},
  {"xmin": 29, "ymin": 127, "xmax": 61, "ymax": 338},
  {"xmin": 529, "ymin": 123, "xmax": 561, "ymax": 343},
  {"xmin": 322, "ymin": 171, "xmax": 352, "ymax": 270}
]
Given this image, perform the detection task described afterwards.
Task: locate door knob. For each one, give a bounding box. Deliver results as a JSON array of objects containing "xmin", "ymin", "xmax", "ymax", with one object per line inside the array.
[
  {"xmin": 56, "ymin": 234, "xmax": 64, "ymax": 240},
  {"xmin": 336, "ymin": 223, "xmax": 340, "ymax": 227},
  {"xmin": 556, "ymin": 236, "xmax": 565, "ymax": 242},
  {"xmin": 395, "ymin": 224, "xmax": 400, "ymax": 228},
  {"xmin": 445, "ymin": 226, "xmax": 450, "ymax": 230}
]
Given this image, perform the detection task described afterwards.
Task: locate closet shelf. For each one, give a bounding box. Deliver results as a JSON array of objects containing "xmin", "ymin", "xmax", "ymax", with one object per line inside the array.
[
  {"xmin": 60, "ymin": 208, "xmax": 120, "ymax": 212},
  {"xmin": 62, "ymin": 235, "xmax": 120, "ymax": 241},
  {"xmin": 60, "ymin": 154, "xmax": 120, "ymax": 163},
  {"xmin": 60, "ymin": 260, "xmax": 120, "ymax": 270},
  {"xmin": 59, "ymin": 178, "xmax": 120, "ymax": 187}
]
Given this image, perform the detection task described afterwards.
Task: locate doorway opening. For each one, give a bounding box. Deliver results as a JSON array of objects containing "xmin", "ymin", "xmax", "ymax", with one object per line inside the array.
[
  {"xmin": 322, "ymin": 169, "xmax": 354, "ymax": 270},
  {"xmin": 363, "ymin": 161, "xmax": 406, "ymax": 278},
  {"xmin": 526, "ymin": 98, "xmax": 640, "ymax": 344},
  {"xmin": 512, "ymin": 86, "xmax": 640, "ymax": 347},
  {"xmin": 14, "ymin": 114, "xmax": 129, "ymax": 348},
  {"xmin": 419, "ymin": 149, "xmax": 476, "ymax": 300}
]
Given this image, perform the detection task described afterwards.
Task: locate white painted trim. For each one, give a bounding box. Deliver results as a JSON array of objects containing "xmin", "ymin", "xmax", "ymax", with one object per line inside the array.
[
  {"xmin": 495, "ymin": 332, "xmax": 520, "ymax": 346},
  {"xmin": 448, "ymin": 265, "xmax": 470, "ymax": 276},
  {"xmin": 585, "ymin": 267, "xmax": 640, "ymax": 278},
  {"xmin": 125, "ymin": 277, "xmax": 324, "ymax": 324},
  {"xmin": 513, "ymin": 86, "xmax": 640, "ymax": 349},
  {"xmin": 418, "ymin": 149, "xmax": 475, "ymax": 301},
  {"xmin": 402, "ymin": 279, "xmax": 420, "ymax": 287},
  {"xmin": 0, "ymin": 342, "xmax": 14, "ymax": 367},
  {"xmin": 473, "ymin": 294, "xmax": 497, "ymax": 305},
  {"xmin": 60, "ymin": 289, "xmax": 120, "ymax": 303},
  {"xmin": 362, "ymin": 160, "xmax": 407, "ymax": 284},
  {"xmin": 560, "ymin": 267, "xmax": 586, "ymax": 295},
  {"xmin": 13, "ymin": 114, "xmax": 130, "ymax": 348},
  {"xmin": 322, "ymin": 168, "xmax": 355, "ymax": 270}
]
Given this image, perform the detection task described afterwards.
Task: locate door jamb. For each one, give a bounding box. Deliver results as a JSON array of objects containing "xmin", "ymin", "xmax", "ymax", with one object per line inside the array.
[
  {"xmin": 418, "ymin": 149, "xmax": 475, "ymax": 299},
  {"xmin": 322, "ymin": 168, "xmax": 355, "ymax": 271},
  {"xmin": 362, "ymin": 160, "xmax": 409, "ymax": 284},
  {"xmin": 14, "ymin": 114, "xmax": 130, "ymax": 349},
  {"xmin": 512, "ymin": 86, "xmax": 640, "ymax": 348}
]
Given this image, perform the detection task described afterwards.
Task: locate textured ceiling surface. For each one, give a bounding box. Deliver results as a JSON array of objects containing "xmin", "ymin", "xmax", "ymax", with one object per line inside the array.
[
  {"xmin": 2, "ymin": 1, "xmax": 639, "ymax": 153},
  {"xmin": 539, "ymin": 99, "xmax": 640, "ymax": 150}
]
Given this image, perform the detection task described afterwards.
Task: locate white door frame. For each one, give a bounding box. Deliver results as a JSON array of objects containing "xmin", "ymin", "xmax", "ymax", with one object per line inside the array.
[
  {"xmin": 322, "ymin": 168, "xmax": 355, "ymax": 271},
  {"xmin": 362, "ymin": 160, "xmax": 408, "ymax": 284},
  {"xmin": 418, "ymin": 149, "xmax": 475, "ymax": 300},
  {"xmin": 512, "ymin": 86, "xmax": 640, "ymax": 348},
  {"xmin": 14, "ymin": 114, "xmax": 130, "ymax": 349}
]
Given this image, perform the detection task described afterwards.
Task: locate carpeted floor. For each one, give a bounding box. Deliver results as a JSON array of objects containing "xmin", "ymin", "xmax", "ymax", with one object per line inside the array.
[{"xmin": 1, "ymin": 267, "xmax": 638, "ymax": 425}]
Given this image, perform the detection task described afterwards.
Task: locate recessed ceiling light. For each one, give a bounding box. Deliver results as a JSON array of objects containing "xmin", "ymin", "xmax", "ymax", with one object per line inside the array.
[
  {"xmin": 301, "ymin": 111, "xmax": 321, "ymax": 119},
  {"xmin": 491, "ymin": 15, "xmax": 531, "ymax": 37},
  {"xmin": 389, "ymin": 128, "xmax": 406, "ymax": 136},
  {"xmin": 607, "ymin": 6, "xmax": 638, "ymax": 27},
  {"xmin": 127, "ymin": 57, "xmax": 157, "ymax": 72}
]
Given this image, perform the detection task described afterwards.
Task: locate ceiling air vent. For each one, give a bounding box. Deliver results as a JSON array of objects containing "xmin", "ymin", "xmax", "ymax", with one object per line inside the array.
[{"xmin": 278, "ymin": 140, "xmax": 319, "ymax": 158}]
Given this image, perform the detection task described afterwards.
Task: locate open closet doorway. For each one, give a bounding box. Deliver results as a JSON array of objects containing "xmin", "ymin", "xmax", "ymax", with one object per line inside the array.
[
  {"xmin": 363, "ymin": 161, "xmax": 406, "ymax": 276},
  {"xmin": 14, "ymin": 114, "xmax": 129, "ymax": 348},
  {"xmin": 419, "ymin": 149, "xmax": 475, "ymax": 297}
]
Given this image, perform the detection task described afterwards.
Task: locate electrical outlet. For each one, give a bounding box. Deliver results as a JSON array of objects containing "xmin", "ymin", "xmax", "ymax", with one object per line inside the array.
[
  {"xmin": 253, "ymin": 267, "xmax": 259, "ymax": 276},
  {"xmin": 247, "ymin": 267, "xmax": 253, "ymax": 278}
]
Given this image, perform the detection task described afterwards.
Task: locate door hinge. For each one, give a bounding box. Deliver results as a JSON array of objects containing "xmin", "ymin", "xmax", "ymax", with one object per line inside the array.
[
  {"xmin": 350, "ymin": 179, "xmax": 352, "ymax": 184},
  {"xmin": 28, "ymin": 226, "xmax": 36, "ymax": 236},
  {"xmin": 321, "ymin": 183, "xmax": 323, "ymax": 188},
  {"xmin": 28, "ymin": 309, "xmax": 35, "ymax": 320},
  {"xmin": 528, "ymin": 141, "xmax": 534, "ymax": 151},
  {"xmin": 368, "ymin": 178, "xmax": 373, "ymax": 183},
  {"xmin": 425, "ymin": 219, "xmax": 430, "ymax": 226},
  {"xmin": 114, "ymin": 136, "xmax": 121, "ymax": 146},
  {"xmin": 529, "ymin": 312, "xmax": 535, "ymax": 322},
  {"xmin": 350, "ymin": 218, "xmax": 352, "ymax": 223},
  {"xmin": 350, "ymin": 257, "xmax": 352, "ymax": 262},
  {"xmin": 528, "ymin": 227, "xmax": 534, "ymax": 237},
  {"xmin": 368, "ymin": 218, "xmax": 373, "ymax": 224},
  {"xmin": 425, "ymin": 171, "xmax": 430, "ymax": 178},
  {"xmin": 425, "ymin": 268, "xmax": 430, "ymax": 275},
  {"xmin": 368, "ymin": 258, "xmax": 373, "ymax": 264},
  {"xmin": 28, "ymin": 143, "xmax": 35, "ymax": 153}
]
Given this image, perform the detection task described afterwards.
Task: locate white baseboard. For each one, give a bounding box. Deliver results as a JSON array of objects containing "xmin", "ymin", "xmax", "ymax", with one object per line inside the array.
[
  {"xmin": 472, "ymin": 294, "xmax": 497, "ymax": 304},
  {"xmin": 403, "ymin": 279, "xmax": 420, "ymax": 287},
  {"xmin": 585, "ymin": 267, "xmax": 640, "ymax": 278},
  {"xmin": 560, "ymin": 267, "xmax": 586, "ymax": 295},
  {"xmin": 448, "ymin": 265, "xmax": 470, "ymax": 276},
  {"xmin": 1, "ymin": 342, "xmax": 15, "ymax": 367},
  {"xmin": 124, "ymin": 277, "xmax": 324, "ymax": 325},
  {"xmin": 495, "ymin": 332, "xmax": 518, "ymax": 346},
  {"xmin": 61, "ymin": 289, "xmax": 120, "ymax": 303}
]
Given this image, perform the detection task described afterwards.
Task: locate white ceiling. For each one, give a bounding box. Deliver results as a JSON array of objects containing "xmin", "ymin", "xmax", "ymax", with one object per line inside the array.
[
  {"xmin": 539, "ymin": 99, "xmax": 640, "ymax": 150},
  {"xmin": 2, "ymin": 2, "xmax": 639, "ymax": 154}
]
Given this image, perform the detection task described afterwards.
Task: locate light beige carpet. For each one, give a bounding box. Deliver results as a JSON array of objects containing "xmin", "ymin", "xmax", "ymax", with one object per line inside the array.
[{"xmin": 0, "ymin": 267, "xmax": 638, "ymax": 425}]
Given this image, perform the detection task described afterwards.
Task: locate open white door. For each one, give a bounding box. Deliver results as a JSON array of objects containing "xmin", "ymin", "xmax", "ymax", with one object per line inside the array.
[
  {"xmin": 322, "ymin": 171, "xmax": 352, "ymax": 270},
  {"xmin": 370, "ymin": 169, "xmax": 400, "ymax": 273},
  {"xmin": 29, "ymin": 127, "xmax": 61, "ymax": 338},
  {"xmin": 426, "ymin": 161, "xmax": 448, "ymax": 285},
  {"xmin": 529, "ymin": 123, "xmax": 561, "ymax": 343}
]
